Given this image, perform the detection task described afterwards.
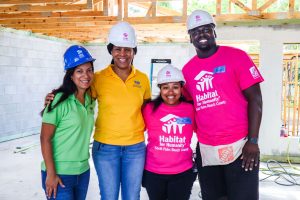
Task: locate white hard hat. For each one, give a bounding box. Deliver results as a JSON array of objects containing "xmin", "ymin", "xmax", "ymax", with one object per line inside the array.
[
  {"xmin": 157, "ymin": 64, "xmax": 185, "ymax": 85},
  {"xmin": 108, "ymin": 21, "xmax": 137, "ymax": 48},
  {"xmin": 187, "ymin": 10, "xmax": 216, "ymax": 31}
]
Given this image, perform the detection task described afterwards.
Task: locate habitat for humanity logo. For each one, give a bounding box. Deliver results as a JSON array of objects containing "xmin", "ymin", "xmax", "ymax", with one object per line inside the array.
[
  {"xmin": 123, "ymin": 32, "xmax": 128, "ymax": 41},
  {"xmin": 160, "ymin": 114, "xmax": 191, "ymax": 134},
  {"xmin": 194, "ymin": 71, "xmax": 214, "ymax": 91},
  {"xmin": 195, "ymin": 15, "xmax": 201, "ymax": 22}
]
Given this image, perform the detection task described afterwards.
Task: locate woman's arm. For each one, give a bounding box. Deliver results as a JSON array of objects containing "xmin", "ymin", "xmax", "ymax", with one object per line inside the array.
[{"xmin": 40, "ymin": 123, "xmax": 65, "ymax": 199}]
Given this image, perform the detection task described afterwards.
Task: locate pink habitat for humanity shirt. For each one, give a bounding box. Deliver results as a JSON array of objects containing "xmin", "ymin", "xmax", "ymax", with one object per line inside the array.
[
  {"xmin": 143, "ymin": 102, "xmax": 195, "ymax": 174},
  {"xmin": 182, "ymin": 46, "xmax": 264, "ymax": 146}
]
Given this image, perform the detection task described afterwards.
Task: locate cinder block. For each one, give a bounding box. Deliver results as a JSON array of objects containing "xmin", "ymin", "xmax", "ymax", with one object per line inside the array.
[{"xmin": 5, "ymin": 85, "xmax": 16, "ymax": 95}]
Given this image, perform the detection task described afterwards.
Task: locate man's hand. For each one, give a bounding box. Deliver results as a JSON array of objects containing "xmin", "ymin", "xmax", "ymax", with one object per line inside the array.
[{"xmin": 241, "ymin": 142, "xmax": 260, "ymax": 171}]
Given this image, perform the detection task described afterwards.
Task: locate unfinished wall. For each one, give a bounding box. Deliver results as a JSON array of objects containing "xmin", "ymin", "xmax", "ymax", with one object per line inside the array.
[{"xmin": 0, "ymin": 29, "xmax": 69, "ymax": 142}]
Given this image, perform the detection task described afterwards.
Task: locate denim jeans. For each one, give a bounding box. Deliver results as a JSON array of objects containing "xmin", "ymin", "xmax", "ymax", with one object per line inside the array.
[
  {"xmin": 92, "ymin": 141, "xmax": 146, "ymax": 200},
  {"xmin": 41, "ymin": 169, "xmax": 90, "ymax": 200}
]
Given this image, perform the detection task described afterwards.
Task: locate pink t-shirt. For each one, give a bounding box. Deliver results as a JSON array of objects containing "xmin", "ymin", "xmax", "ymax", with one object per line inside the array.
[
  {"xmin": 182, "ymin": 46, "xmax": 264, "ymax": 146},
  {"xmin": 143, "ymin": 102, "xmax": 195, "ymax": 174}
]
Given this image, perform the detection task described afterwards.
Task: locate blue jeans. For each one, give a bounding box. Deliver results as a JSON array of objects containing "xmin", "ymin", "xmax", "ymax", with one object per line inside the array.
[
  {"xmin": 92, "ymin": 141, "xmax": 146, "ymax": 200},
  {"xmin": 41, "ymin": 169, "xmax": 90, "ymax": 200}
]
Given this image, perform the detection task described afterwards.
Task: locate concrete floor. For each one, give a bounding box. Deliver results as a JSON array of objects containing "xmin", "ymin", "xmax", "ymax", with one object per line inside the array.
[{"xmin": 0, "ymin": 134, "xmax": 300, "ymax": 200}]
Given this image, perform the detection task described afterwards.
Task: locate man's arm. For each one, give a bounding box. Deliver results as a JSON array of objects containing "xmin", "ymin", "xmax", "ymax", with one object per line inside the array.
[{"xmin": 241, "ymin": 83, "xmax": 262, "ymax": 171}]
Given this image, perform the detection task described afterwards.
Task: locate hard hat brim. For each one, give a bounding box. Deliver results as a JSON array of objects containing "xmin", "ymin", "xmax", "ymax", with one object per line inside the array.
[
  {"xmin": 65, "ymin": 57, "xmax": 96, "ymax": 70},
  {"xmin": 111, "ymin": 41, "xmax": 136, "ymax": 48}
]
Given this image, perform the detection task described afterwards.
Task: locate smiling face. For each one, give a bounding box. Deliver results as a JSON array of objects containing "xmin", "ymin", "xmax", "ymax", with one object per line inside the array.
[
  {"xmin": 71, "ymin": 62, "xmax": 94, "ymax": 93},
  {"xmin": 189, "ymin": 24, "xmax": 216, "ymax": 52},
  {"xmin": 111, "ymin": 46, "xmax": 134, "ymax": 70},
  {"xmin": 159, "ymin": 82, "xmax": 182, "ymax": 106}
]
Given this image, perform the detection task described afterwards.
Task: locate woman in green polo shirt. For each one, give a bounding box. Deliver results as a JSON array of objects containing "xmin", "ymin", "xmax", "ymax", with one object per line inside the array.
[{"xmin": 40, "ymin": 45, "xmax": 95, "ymax": 200}]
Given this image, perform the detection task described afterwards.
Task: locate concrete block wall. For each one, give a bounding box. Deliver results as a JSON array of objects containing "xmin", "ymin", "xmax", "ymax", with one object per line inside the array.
[{"xmin": 0, "ymin": 29, "xmax": 70, "ymax": 142}]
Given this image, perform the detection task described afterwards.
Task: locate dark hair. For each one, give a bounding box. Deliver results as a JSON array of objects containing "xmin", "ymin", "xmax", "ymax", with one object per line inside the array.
[
  {"xmin": 41, "ymin": 63, "xmax": 94, "ymax": 115},
  {"xmin": 149, "ymin": 83, "xmax": 192, "ymax": 112},
  {"xmin": 107, "ymin": 43, "xmax": 137, "ymax": 64}
]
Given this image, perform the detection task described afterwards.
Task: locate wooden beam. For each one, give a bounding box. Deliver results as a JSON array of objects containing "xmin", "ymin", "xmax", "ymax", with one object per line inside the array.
[
  {"xmin": 152, "ymin": 1, "xmax": 156, "ymax": 17},
  {"xmin": 0, "ymin": 16, "xmax": 118, "ymax": 24},
  {"xmin": 2, "ymin": 21, "xmax": 115, "ymax": 29},
  {"xmin": 103, "ymin": 0, "xmax": 108, "ymax": 16},
  {"xmin": 124, "ymin": 0, "xmax": 128, "ymax": 18},
  {"xmin": 0, "ymin": 4, "xmax": 90, "ymax": 12},
  {"xmin": 252, "ymin": 0, "xmax": 257, "ymax": 10},
  {"xmin": 216, "ymin": 0, "xmax": 221, "ymax": 15},
  {"xmin": 230, "ymin": 0, "xmax": 251, "ymax": 12},
  {"xmin": 146, "ymin": 3, "xmax": 153, "ymax": 17},
  {"xmin": 289, "ymin": 0, "xmax": 295, "ymax": 13},
  {"xmin": 0, "ymin": 11, "xmax": 105, "ymax": 18},
  {"xmin": 182, "ymin": 0, "xmax": 187, "ymax": 18},
  {"xmin": 0, "ymin": 0, "xmax": 78, "ymax": 4},
  {"xmin": 258, "ymin": 0, "xmax": 278, "ymax": 12},
  {"xmin": 117, "ymin": 0, "xmax": 122, "ymax": 19},
  {"xmin": 125, "ymin": 16, "xmax": 185, "ymax": 24}
]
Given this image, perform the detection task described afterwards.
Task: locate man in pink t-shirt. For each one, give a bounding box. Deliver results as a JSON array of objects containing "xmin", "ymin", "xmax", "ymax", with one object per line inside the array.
[{"xmin": 182, "ymin": 10, "xmax": 264, "ymax": 200}]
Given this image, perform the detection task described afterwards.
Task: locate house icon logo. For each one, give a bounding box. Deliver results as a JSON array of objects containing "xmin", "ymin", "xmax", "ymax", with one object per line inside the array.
[
  {"xmin": 160, "ymin": 114, "xmax": 185, "ymax": 134},
  {"xmin": 123, "ymin": 32, "xmax": 128, "ymax": 41},
  {"xmin": 194, "ymin": 71, "xmax": 214, "ymax": 91}
]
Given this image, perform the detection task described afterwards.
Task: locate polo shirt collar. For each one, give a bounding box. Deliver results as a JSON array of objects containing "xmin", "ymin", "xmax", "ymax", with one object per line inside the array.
[
  {"xmin": 69, "ymin": 93, "xmax": 92, "ymax": 107},
  {"xmin": 105, "ymin": 64, "xmax": 137, "ymax": 79}
]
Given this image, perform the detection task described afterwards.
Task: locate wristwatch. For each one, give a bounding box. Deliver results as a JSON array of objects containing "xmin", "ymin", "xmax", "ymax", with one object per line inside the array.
[{"xmin": 248, "ymin": 137, "xmax": 258, "ymax": 144}]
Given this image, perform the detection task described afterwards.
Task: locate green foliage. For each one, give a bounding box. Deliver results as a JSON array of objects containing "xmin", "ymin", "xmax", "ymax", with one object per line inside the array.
[{"xmin": 188, "ymin": 0, "xmax": 215, "ymax": 14}]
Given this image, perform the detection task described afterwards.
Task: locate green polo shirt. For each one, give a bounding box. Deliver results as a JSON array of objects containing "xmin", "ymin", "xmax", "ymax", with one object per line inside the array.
[{"xmin": 41, "ymin": 93, "xmax": 95, "ymax": 175}]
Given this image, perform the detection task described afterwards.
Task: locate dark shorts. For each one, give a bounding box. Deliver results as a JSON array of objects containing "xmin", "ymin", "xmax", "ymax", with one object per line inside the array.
[{"xmin": 196, "ymin": 143, "xmax": 259, "ymax": 200}]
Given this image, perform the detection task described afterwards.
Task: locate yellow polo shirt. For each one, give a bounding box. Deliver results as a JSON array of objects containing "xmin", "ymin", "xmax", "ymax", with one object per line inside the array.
[{"xmin": 91, "ymin": 64, "xmax": 151, "ymax": 145}]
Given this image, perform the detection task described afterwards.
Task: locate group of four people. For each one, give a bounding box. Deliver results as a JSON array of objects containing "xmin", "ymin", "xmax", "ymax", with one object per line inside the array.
[{"xmin": 40, "ymin": 9, "xmax": 263, "ymax": 200}]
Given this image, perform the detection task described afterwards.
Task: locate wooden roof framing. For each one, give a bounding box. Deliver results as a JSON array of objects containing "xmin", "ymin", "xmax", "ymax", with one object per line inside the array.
[{"xmin": 0, "ymin": 0, "xmax": 299, "ymax": 43}]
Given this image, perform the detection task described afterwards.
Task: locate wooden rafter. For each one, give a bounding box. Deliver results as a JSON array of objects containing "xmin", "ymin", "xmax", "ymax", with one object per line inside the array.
[
  {"xmin": 0, "ymin": 0, "xmax": 79, "ymax": 3},
  {"xmin": 231, "ymin": 0, "xmax": 251, "ymax": 12},
  {"xmin": 0, "ymin": 11, "xmax": 104, "ymax": 18},
  {"xmin": 289, "ymin": 0, "xmax": 295, "ymax": 13},
  {"xmin": 0, "ymin": 4, "xmax": 91, "ymax": 12},
  {"xmin": 258, "ymin": 0, "xmax": 278, "ymax": 12}
]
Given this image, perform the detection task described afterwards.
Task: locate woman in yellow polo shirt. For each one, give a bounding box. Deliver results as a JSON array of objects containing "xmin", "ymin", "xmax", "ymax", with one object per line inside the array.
[
  {"xmin": 91, "ymin": 22, "xmax": 151, "ymax": 200},
  {"xmin": 40, "ymin": 45, "xmax": 95, "ymax": 200}
]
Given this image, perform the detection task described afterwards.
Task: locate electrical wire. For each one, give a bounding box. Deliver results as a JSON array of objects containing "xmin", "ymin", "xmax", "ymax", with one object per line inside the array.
[{"xmin": 259, "ymin": 137, "xmax": 300, "ymax": 186}]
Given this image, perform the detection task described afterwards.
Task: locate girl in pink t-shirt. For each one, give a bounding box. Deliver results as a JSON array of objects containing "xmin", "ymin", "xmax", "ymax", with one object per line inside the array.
[{"xmin": 142, "ymin": 64, "xmax": 197, "ymax": 200}]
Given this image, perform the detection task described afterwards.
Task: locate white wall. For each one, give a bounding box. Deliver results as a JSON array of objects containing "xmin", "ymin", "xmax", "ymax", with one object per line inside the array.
[
  {"xmin": 1, "ymin": 26, "xmax": 300, "ymax": 158},
  {"xmin": 0, "ymin": 29, "xmax": 69, "ymax": 142}
]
